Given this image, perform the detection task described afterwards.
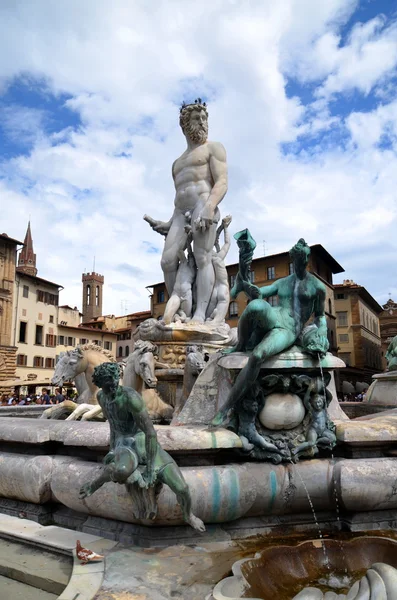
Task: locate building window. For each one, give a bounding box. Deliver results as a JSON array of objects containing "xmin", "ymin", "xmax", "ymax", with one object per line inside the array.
[
  {"xmin": 23, "ymin": 285, "xmax": 29, "ymax": 298},
  {"xmin": 289, "ymin": 263, "xmax": 294, "ymax": 275},
  {"xmin": 49, "ymin": 315, "xmax": 54, "ymax": 323},
  {"xmin": 339, "ymin": 333, "xmax": 349, "ymax": 343},
  {"xmin": 125, "ymin": 346, "xmax": 130, "ymax": 357},
  {"xmin": 17, "ymin": 354, "xmax": 27, "ymax": 366},
  {"xmin": 157, "ymin": 290, "xmax": 165, "ymax": 303},
  {"xmin": 267, "ymin": 266, "xmax": 275, "ymax": 280},
  {"xmin": 45, "ymin": 358, "xmax": 55, "ymax": 369},
  {"xmin": 336, "ymin": 293, "xmax": 346, "ymax": 300},
  {"xmin": 46, "ymin": 334, "xmax": 56, "ymax": 347},
  {"xmin": 249, "ymin": 271, "xmax": 255, "ymax": 283},
  {"xmin": 229, "ymin": 301, "xmax": 238, "ymax": 317},
  {"xmin": 37, "ymin": 290, "xmax": 58, "ymax": 305},
  {"xmin": 337, "ymin": 311, "xmax": 348, "ymax": 327},
  {"xmin": 33, "ymin": 356, "xmax": 44, "ymax": 368},
  {"xmin": 96, "ymin": 286, "xmax": 100, "ymax": 306},
  {"xmin": 339, "ymin": 352, "xmax": 351, "ymax": 366},
  {"xmin": 35, "ymin": 325, "xmax": 43, "ymax": 345},
  {"xmin": 87, "ymin": 285, "xmax": 91, "ymax": 306},
  {"xmin": 67, "ymin": 337, "xmax": 76, "ymax": 346},
  {"xmin": 104, "ymin": 341, "xmax": 112, "ymax": 350},
  {"xmin": 328, "ymin": 299, "xmax": 332, "ymax": 314},
  {"xmin": 268, "ymin": 295, "xmax": 278, "ymax": 307},
  {"xmin": 230, "ymin": 274, "xmax": 236, "ymax": 288},
  {"xmin": 118, "ymin": 346, "xmax": 123, "ymax": 357},
  {"xmin": 19, "ymin": 321, "xmax": 27, "ymax": 343},
  {"xmin": 79, "ymin": 338, "xmax": 88, "ymax": 345},
  {"xmin": 58, "ymin": 335, "xmax": 65, "ymax": 345}
]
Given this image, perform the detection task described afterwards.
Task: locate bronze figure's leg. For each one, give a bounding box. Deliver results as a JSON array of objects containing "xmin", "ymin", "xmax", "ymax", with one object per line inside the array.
[{"xmin": 159, "ymin": 463, "xmax": 205, "ymax": 532}]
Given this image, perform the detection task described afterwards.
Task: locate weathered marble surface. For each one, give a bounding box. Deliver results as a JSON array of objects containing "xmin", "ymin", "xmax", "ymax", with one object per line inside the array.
[
  {"xmin": 0, "ymin": 417, "xmax": 243, "ymax": 451},
  {"xmin": 217, "ymin": 347, "xmax": 345, "ymax": 371},
  {"xmin": 336, "ymin": 413, "xmax": 397, "ymax": 445},
  {"xmin": 365, "ymin": 371, "xmax": 397, "ymax": 406},
  {"xmin": 2, "ymin": 417, "xmax": 397, "ymax": 450},
  {"xmin": 212, "ymin": 538, "xmax": 397, "ymax": 600},
  {"xmin": 1, "ymin": 451, "xmax": 397, "ymax": 527}
]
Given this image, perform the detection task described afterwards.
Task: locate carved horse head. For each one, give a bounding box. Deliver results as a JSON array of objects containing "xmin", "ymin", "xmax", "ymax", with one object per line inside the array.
[
  {"xmin": 51, "ymin": 347, "xmax": 87, "ymax": 385},
  {"xmin": 124, "ymin": 340, "xmax": 158, "ymax": 392}
]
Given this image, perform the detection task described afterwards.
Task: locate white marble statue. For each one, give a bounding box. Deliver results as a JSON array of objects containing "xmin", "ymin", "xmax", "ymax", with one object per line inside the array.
[{"xmin": 144, "ymin": 98, "xmax": 229, "ymax": 325}]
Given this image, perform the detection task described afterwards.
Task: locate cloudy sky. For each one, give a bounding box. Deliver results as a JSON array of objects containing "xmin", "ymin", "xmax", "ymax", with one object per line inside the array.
[{"xmin": 1, "ymin": 0, "xmax": 396, "ymax": 315}]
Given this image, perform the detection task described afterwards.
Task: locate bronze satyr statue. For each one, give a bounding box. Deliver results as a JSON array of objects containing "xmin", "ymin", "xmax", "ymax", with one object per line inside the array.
[{"xmin": 79, "ymin": 362, "xmax": 205, "ymax": 532}]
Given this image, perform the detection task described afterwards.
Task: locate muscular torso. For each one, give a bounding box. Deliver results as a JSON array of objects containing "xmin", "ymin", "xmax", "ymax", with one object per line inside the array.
[
  {"xmin": 270, "ymin": 273, "xmax": 322, "ymax": 335},
  {"xmin": 173, "ymin": 143, "xmax": 213, "ymax": 212},
  {"xmin": 98, "ymin": 389, "xmax": 140, "ymax": 441}
]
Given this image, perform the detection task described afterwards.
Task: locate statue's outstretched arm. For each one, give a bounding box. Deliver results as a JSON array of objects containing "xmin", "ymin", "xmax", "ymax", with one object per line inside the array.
[
  {"xmin": 313, "ymin": 287, "xmax": 328, "ymax": 337},
  {"xmin": 207, "ymin": 143, "xmax": 228, "ymax": 213},
  {"xmin": 260, "ymin": 282, "xmax": 279, "ymax": 299},
  {"xmin": 144, "ymin": 214, "xmax": 172, "ymax": 237},
  {"xmin": 195, "ymin": 143, "xmax": 227, "ymax": 230}
]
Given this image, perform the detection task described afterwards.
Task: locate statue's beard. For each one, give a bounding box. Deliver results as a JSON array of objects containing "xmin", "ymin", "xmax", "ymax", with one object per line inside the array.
[{"xmin": 184, "ymin": 122, "xmax": 208, "ymax": 144}]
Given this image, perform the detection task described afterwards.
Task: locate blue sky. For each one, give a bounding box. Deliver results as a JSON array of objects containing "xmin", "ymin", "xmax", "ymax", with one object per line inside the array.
[{"xmin": 1, "ymin": 0, "xmax": 397, "ymax": 313}]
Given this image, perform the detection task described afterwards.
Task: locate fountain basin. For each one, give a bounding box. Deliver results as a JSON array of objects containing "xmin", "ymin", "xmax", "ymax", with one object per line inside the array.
[{"xmin": 212, "ymin": 536, "xmax": 397, "ymax": 599}]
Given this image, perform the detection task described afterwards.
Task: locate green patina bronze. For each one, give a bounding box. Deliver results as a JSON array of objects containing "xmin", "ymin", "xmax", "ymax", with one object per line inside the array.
[
  {"xmin": 386, "ymin": 335, "xmax": 397, "ymax": 372},
  {"xmin": 79, "ymin": 362, "xmax": 205, "ymax": 532},
  {"xmin": 212, "ymin": 235, "xmax": 329, "ymax": 430}
]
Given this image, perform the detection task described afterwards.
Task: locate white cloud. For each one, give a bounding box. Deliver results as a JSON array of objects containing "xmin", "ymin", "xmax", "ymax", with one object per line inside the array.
[{"xmin": 0, "ymin": 0, "xmax": 396, "ymax": 314}]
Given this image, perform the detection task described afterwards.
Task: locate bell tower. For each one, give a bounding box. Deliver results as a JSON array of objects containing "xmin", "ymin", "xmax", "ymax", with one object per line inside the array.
[
  {"xmin": 82, "ymin": 272, "xmax": 104, "ymax": 322},
  {"xmin": 17, "ymin": 221, "xmax": 37, "ymax": 276}
]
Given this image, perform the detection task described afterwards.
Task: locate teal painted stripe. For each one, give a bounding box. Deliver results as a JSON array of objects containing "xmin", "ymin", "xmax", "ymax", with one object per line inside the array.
[
  {"xmin": 226, "ymin": 468, "xmax": 240, "ymax": 521},
  {"xmin": 211, "ymin": 469, "xmax": 222, "ymax": 521},
  {"xmin": 211, "ymin": 432, "xmax": 217, "ymax": 449},
  {"xmin": 269, "ymin": 471, "xmax": 277, "ymax": 512}
]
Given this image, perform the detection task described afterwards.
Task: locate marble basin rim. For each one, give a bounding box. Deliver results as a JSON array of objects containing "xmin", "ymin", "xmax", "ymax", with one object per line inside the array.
[{"xmin": 212, "ymin": 536, "xmax": 397, "ymax": 600}]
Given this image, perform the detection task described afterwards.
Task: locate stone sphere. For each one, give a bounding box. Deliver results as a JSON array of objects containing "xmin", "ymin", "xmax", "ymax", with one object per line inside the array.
[{"xmin": 259, "ymin": 393, "xmax": 305, "ymax": 430}]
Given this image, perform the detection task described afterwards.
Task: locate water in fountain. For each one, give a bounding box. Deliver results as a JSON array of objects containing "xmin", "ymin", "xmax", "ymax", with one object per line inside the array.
[
  {"xmin": 318, "ymin": 353, "xmax": 348, "ymax": 576},
  {"xmin": 288, "ymin": 458, "xmax": 331, "ymax": 572}
]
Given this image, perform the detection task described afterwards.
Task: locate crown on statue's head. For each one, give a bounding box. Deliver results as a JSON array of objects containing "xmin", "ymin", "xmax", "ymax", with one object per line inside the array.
[{"xmin": 180, "ymin": 98, "xmax": 207, "ymax": 113}]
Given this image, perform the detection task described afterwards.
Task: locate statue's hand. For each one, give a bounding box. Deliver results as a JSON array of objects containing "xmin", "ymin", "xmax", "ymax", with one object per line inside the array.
[
  {"xmin": 301, "ymin": 325, "xmax": 329, "ymax": 357},
  {"xmin": 194, "ymin": 203, "xmax": 215, "ymax": 233},
  {"xmin": 143, "ymin": 466, "xmax": 156, "ymax": 487}
]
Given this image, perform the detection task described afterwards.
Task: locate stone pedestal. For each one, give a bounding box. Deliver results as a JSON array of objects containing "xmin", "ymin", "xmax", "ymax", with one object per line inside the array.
[
  {"xmin": 175, "ymin": 346, "xmax": 347, "ymax": 426},
  {"xmin": 364, "ymin": 371, "xmax": 397, "ymax": 406}
]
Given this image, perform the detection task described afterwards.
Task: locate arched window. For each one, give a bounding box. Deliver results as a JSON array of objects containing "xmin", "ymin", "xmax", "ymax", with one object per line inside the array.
[
  {"xmin": 96, "ymin": 286, "xmax": 100, "ymax": 307},
  {"xmin": 118, "ymin": 346, "xmax": 123, "ymax": 357},
  {"xmin": 86, "ymin": 285, "xmax": 91, "ymax": 306},
  {"xmin": 125, "ymin": 346, "xmax": 130, "ymax": 357},
  {"xmin": 328, "ymin": 299, "xmax": 332, "ymax": 314}
]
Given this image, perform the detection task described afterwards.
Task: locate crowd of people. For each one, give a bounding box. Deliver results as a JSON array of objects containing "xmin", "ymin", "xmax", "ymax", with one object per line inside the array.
[
  {"xmin": 0, "ymin": 388, "xmax": 67, "ymax": 406},
  {"xmin": 341, "ymin": 389, "xmax": 368, "ymax": 402}
]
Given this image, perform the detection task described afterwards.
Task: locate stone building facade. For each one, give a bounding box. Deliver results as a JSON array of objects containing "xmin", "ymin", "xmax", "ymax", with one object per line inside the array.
[
  {"xmin": 12, "ymin": 270, "xmax": 63, "ymax": 387},
  {"xmin": 115, "ymin": 310, "xmax": 151, "ymax": 361},
  {"xmin": 147, "ymin": 244, "xmax": 344, "ymax": 354},
  {"xmin": 0, "ymin": 233, "xmax": 24, "ymax": 392},
  {"xmin": 334, "ymin": 280, "xmax": 383, "ymax": 388}
]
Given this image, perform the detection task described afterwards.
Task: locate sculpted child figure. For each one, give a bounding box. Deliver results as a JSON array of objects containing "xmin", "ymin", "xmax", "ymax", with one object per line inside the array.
[
  {"xmin": 207, "ymin": 214, "xmax": 232, "ymax": 324},
  {"xmin": 145, "ymin": 98, "xmax": 228, "ymax": 323},
  {"xmin": 293, "ymin": 375, "xmax": 336, "ymax": 457},
  {"xmin": 79, "ymin": 362, "xmax": 205, "ymax": 532}
]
